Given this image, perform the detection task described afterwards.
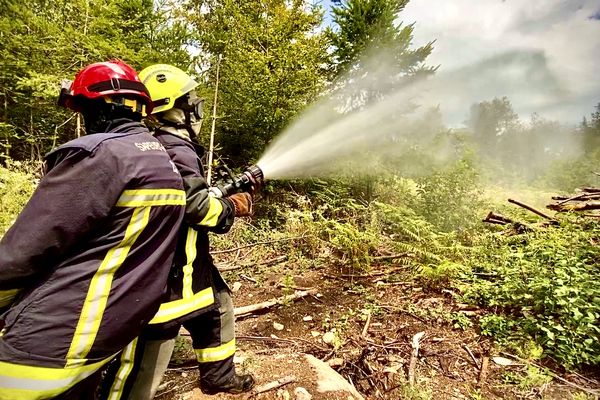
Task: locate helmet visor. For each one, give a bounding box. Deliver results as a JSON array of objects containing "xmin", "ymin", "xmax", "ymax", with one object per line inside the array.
[{"xmin": 57, "ymin": 79, "xmax": 73, "ymax": 109}]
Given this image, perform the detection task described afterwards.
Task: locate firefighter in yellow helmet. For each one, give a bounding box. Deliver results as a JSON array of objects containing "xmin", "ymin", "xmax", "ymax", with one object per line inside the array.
[{"xmin": 100, "ymin": 64, "xmax": 254, "ymax": 399}]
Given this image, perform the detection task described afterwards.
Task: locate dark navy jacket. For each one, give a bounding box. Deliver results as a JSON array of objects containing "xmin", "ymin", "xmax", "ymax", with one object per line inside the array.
[
  {"xmin": 0, "ymin": 121, "xmax": 185, "ymax": 373},
  {"xmin": 147, "ymin": 130, "xmax": 235, "ymax": 328}
]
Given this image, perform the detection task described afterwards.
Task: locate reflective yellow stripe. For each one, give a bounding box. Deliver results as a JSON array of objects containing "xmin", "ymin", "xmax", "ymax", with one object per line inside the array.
[
  {"xmin": 116, "ymin": 189, "xmax": 185, "ymax": 207},
  {"xmin": 148, "ymin": 287, "xmax": 214, "ymax": 325},
  {"xmin": 0, "ymin": 289, "xmax": 21, "ymax": 308},
  {"xmin": 198, "ymin": 196, "xmax": 223, "ymax": 227},
  {"xmin": 0, "ymin": 356, "xmax": 111, "ymax": 400},
  {"xmin": 182, "ymin": 228, "xmax": 197, "ymax": 299},
  {"xmin": 107, "ymin": 338, "xmax": 138, "ymax": 400},
  {"xmin": 195, "ymin": 339, "xmax": 236, "ymax": 363},
  {"xmin": 66, "ymin": 207, "xmax": 152, "ymax": 367}
]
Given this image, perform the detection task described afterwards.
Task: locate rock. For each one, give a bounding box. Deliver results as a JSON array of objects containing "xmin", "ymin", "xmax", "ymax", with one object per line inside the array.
[
  {"xmin": 327, "ymin": 358, "xmax": 344, "ymax": 368},
  {"xmin": 181, "ymin": 372, "xmax": 188, "ymax": 378},
  {"xmin": 232, "ymin": 281, "xmax": 242, "ymax": 292},
  {"xmin": 273, "ymin": 322, "xmax": 285, "ymax": 331},
  {"xmin": 294, "ymin": 387, "xmax": 312, "ymax": 400},
  {"xmin": 277, "ymin": 389, "xmax": 291, "ymax": 399},
  {"xmin": 311, "ymin": 331, "xmax": 320, "ymax": 337},
  {"xmin": 302, "ymin": 315, "xmax": 313, "ymax": 322},
  {"xmin": 304, "ymin": 355, "xmax": 364, "ymax": 400},
  {"xmin": 322, "ymin": 331, "xmax": 336, "ymax": 346}
]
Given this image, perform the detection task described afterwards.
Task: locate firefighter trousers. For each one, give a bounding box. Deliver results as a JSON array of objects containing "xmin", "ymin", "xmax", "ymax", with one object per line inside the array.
[{"xmin": 101, "ymin": 287, "xmax": 236, "ymax": 400}]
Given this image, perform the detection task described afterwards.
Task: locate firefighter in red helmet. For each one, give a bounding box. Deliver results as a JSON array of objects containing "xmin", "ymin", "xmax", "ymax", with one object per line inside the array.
[{"xmin": 0, "ymin": 60, "xmax": 185, "ymax": 399}]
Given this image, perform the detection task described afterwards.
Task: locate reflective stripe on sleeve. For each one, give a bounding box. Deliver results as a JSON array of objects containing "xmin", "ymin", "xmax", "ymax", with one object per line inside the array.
[
  {"xmin": 0, "ymin": 289, "xmax": 21, "ymax": 308},
  {"xmin": 106, "ymin": 337, "xmax": 138, "ymax": 400},
  {"xmin": 0, "ymin": 356, "xmax": 111, "ymax": 400},
  {"xmin": 66, "ymin": 206, "xmax": 152, "ymax": 367},
  {"xmin": 197, "ymin": 196, "xmax": 223, "ymax": 227},
  {"xmin": 194, "ymin": 339, "xmax": 235, "ymax": 363},
  {"xmin": 148, "ymin": 287, "xmax": 214, "ymax": 325},
  {"xmin": 116, "ymin": 189, "xmax": 186, "ymax": 207},
  {"xmin": 182, "ymin": 228, "xmax": 197, "ymax": 299}
]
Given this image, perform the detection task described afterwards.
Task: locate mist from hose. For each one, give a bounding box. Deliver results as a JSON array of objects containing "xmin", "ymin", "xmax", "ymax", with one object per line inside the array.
[{"xmin": 256, "ymin": 49, "xmax": 573, "ymax": 181}]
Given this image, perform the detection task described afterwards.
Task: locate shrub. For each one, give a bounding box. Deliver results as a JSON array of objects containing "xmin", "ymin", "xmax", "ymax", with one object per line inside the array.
[
  {"xmin": 463, "ymin": 219, "xmax": 600, "ymax": 367},
  {"xmin": 0, "ymin": 162, "xmax": 37, "ymax": 235}
]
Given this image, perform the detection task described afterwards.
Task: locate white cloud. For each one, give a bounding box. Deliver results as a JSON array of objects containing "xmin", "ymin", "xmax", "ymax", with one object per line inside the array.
[{"xmin": 401, "ymin": 0, "xmax": 600, "ymax": 123}]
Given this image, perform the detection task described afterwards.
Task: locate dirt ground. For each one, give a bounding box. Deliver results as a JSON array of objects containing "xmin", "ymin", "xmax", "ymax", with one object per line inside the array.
[{"xmin": 154, "ymin": 257, "xmax": 600, "ymax": 400}]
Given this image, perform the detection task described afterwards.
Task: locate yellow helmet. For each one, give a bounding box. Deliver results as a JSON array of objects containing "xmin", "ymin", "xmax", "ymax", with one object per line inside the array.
[{"xmin": 138, "ymin": 64, "xmax": 199, "ymax": 114}]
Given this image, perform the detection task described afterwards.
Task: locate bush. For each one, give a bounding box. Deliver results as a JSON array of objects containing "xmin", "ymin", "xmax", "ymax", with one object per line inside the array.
[
  {"xmin": 0, "ymin": 162, "xmax": 37, "ymax": 235},
  {"xmin": 463, "ymin": 219, "xmax": 600, "ymax": 367}
]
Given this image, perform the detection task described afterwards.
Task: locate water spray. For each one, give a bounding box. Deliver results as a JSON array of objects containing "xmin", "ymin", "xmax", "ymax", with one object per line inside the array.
[{"xmin": 209, "ymin": 164, "xmax": 265, "ymax": 198}]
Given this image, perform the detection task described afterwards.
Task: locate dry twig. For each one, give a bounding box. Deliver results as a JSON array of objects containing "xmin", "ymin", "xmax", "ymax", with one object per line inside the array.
[
  {"xmin": 408, "ymin": 332, "xmax": 425, "ymax": 386},
  {"xmin": 211, "ymin": 236, "xmax": 306, "ymax": 254},
  {"xmin": 253, "ymin": 376, "xmax": 297, "ymax": 394}
]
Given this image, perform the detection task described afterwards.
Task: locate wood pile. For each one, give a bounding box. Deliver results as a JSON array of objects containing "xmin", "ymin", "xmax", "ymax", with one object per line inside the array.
[
  {"xmin": 547, "ymin": 187, "xmax": 600, "ymax": 216},
  {"xmin": 483, "ymin": 187, "xmax": 600, "ymax": 230}
]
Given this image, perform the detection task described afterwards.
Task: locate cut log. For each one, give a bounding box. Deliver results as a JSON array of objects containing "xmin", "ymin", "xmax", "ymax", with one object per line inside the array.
[
  {"xmin": 508, "ymin": 198, "xmax": 557, "ymax": 221},
  {"xmin": 547, "ymin": 201, "xmax": 600, "ymax": 212}
]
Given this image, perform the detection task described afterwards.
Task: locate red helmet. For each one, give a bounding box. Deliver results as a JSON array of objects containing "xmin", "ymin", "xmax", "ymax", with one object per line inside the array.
[{"xmin": 59, "ymin": 60, "xmax": 153, "ymax": 114}]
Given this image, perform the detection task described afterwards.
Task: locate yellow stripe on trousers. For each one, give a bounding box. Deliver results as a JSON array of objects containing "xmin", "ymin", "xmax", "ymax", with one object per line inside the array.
[
  {"xmin": 195, "ymin": 339, "xmax": 236, "ymax": 363},
  {"xmin": 106, "ymin": 337, "xmax": 138, "ymax": 400},
  {"xmin": 0, "ymin": 356, "xmax": 112, "ymax": 400},
  {"xmin": 66, "ymin": 206, "xmax": 151, "ymax": 367}
]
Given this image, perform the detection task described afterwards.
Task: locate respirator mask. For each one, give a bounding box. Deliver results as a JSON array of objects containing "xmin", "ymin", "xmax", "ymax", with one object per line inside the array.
[{"xmin": 162, "ymin": 90, "xmax": 204, "ymax": 139}]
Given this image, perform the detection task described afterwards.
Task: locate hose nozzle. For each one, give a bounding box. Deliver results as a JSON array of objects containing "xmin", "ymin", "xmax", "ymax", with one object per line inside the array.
[{"xmin": 211, "ymin": 165, "xmax": 264, "ymax": 198}]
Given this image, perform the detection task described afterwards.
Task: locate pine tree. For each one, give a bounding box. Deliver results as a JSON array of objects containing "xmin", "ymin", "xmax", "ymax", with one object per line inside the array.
[{"xmin": 330, "ymin": 0, "xmax": 436, "ymax": 97}]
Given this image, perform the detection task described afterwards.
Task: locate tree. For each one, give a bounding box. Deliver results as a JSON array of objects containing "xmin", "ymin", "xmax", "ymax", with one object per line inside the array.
[
  {"xmin": 581, "ymin": 103, "xmax": 600, "ymax": 153},
  {"xmin": 330, "ymin": 0, "xmax": 436, "ymax": 102},
  {"xmin": 183, "ymin": 0, "xmax": 330, "ymax": 165},
  {"xmin": 0, "ymin": 0, "xmax": 193, "ymax": 162}
]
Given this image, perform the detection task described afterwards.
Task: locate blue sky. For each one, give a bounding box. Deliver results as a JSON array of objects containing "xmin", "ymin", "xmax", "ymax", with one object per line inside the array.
[{"xmin": 319, "ymin": 0, "xmax": 600, "ymax": 123}]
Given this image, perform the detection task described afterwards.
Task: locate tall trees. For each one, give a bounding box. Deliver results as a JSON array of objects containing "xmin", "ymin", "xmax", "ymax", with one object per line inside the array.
[
  {"xmin": 330, "ymin": 0, "xmax": 436, "ymax": 100},
  {"xmin": 0, "ymin": 0, "xmax": 192, "ymax": 161},
  {"xmin": 184, "ymin": 0, "xmax": 330, "ymax": 165}
]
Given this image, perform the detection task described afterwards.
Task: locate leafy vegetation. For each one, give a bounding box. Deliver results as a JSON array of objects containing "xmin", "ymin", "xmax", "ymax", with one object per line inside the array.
[{"xmin": 1, "ymin": 0, "xmax": 599, "ymax": 386}]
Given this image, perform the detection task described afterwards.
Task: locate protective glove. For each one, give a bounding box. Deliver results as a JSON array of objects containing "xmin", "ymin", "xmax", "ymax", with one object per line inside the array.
[{"xmin": 229, "ymin": 192, "xmax": 253, "ymax": 217}]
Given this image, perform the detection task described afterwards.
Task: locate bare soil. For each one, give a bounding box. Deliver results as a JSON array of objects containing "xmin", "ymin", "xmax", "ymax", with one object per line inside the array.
[{"xmin": 154, "ymin": 258, "xmax": 600, "ymax": 400}]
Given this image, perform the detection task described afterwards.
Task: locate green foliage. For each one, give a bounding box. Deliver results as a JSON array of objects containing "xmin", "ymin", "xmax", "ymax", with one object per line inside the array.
[
  {"xmin": 418, "ymin": 261, "xmax": 466, "ymax": 290},
  {"xmin": 0, "ymin": 0, "xmax": 193, "ymax": 160},
  {"xmin": 330, "ymin": 0, "xmax": 435, "ymax": 82},
  {"xmin": 415, "ymin": 156, "xmax": 485, "ymax": 232},
  {"xmin": 0, "ymin": 162, "xmax": 37, "ymax": 234},
  {"xmin": 463, "ymin": 220, "xmax": 600, "ymax": 367},
  {"xmin": 186, "ymin": 0, "xmax": 330, "ymax": 165}
]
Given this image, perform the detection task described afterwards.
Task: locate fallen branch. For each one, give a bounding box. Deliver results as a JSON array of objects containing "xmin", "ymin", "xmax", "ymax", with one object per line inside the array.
[
  {"xmin": 211, "ymin": 236, "xmax": 306, "ymax": 254},
  {"xmin": 371, "ymin": 252, "xmax": 411, "ymax": 261},
  {"xmin": 508, "ymin": 198, "xmax": 557, "ymax": 221},
  {"xmin": 253, "ymin": 376, "xmax": 296, "ymax": 394},
  {"xmin": 581, "ymin": 187, "xmax": 600, "ymax": 193},
  {"xmin": 547, "ymin": 201, "xmax": 600, "ymax": 212},
  {"xmin": 478, "ymin": 356, "xmax": 489, "ymax": 386},
  {"xmin": 361, "ymin": 310, "xmax": 372, "ymax": 338},
  {"xmin": 237, "ymin": 335, "xmax": 328, "ymax": 352},
  {"xmin": 217, "ymin": 255, "xmax": 288, "ymax": 272},
  {"xmin": 234, "ymin": 290, "xmax": 312, "ymax": 317},
  {"xmin": 408, "ymin": 332, "xmax": 425, "ymax": 386},
  {"xmin": 463, "ymin": 345, "xmax": 480, "ymax": 369},
  {"xmin": 500, "ymin": 352, "xmax": 600, "ymax": 396},
  {"xmin": 483, "ymin": 211, "xmax": 514, "ymax": 225}
]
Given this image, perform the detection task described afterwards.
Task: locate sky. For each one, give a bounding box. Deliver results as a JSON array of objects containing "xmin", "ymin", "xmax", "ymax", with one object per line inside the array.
[{"xmin": 324, "ymin": 0, "xmax": 600, "ymax": 125}]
